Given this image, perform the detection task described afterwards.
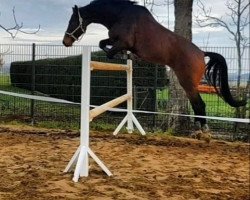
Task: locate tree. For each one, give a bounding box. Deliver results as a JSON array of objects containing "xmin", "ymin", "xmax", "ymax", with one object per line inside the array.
[
  {"xmin": 142, "ymin": 0, "xmax": 173, "ymax": 28},
  {"xmin": 0, "ymin": 7, "xmax": 40, "ymax": 39},
  {"xmin": 166, "ymin": 0, "xmax": 194, "ymax": 133},
  {"xmin": 0, "ymin": 48, "xmax": 11, "ymax": 68},
  {"xmin": 195, "ymin": 0, "xmax": 249, "ymax": 89},
  {"xmin": 141, "ymin": 0, "xmax": 194, "ymax": 132}
]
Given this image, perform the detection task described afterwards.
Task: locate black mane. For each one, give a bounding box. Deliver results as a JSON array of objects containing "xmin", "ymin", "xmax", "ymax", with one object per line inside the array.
[{"xmin": 90, "ymin": 0, "xmax": 137, "ymax": 6}]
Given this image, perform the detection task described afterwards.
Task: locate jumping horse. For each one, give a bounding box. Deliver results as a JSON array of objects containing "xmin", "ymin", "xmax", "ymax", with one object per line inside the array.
[{"xmin": 63, "ymin": 0, "xmax": 246, "ymax": 134}]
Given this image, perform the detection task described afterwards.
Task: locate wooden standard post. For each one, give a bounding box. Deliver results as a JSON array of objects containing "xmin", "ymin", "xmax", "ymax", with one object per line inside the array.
[
  {"xmin": 113, "ymin": 57, "xmax": 146, "ymax": 136},
  {"xmin": 64, "ymin": 46, "xmax": 112, "ymax": 182},
  {"xmin": 64, "ymin": 47, "xmax": 146, "ymax": 182}
]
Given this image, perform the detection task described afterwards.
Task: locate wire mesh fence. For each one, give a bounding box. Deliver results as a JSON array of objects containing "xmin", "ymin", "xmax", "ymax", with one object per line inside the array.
[{"xmin": 0, "ymin": 43, "xmax": 249, "ymax": 137}]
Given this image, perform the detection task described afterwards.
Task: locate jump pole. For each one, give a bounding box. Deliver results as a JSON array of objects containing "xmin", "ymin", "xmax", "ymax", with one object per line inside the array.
[{"xmin": 64, "ymin": 46, "xmax": 145, "ymax": 182}]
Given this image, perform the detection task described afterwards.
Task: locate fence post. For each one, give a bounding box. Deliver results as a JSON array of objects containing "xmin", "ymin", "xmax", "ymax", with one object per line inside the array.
[{"xmin": 30, "ymin": 43, "xmax": 36, "ymax": 125}]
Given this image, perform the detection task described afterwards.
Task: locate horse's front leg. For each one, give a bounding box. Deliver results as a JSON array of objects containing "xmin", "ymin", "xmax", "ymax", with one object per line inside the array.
[
  {"xmin": 105, "ymin": 41, "xmax": 126, "ymax": 59},
  {"xmin": 99, "ymin": 39, "xmax": 113, "ymax": 53},
  {"xmin": 99, "ymin": 39, "xmax": 125, "ymax": 59}
]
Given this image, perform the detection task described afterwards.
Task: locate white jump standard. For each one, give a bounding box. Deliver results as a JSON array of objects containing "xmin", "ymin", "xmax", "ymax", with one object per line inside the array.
[{"xmin": 64, "ymin": 46, "xmax": 145, "ymax": 182}]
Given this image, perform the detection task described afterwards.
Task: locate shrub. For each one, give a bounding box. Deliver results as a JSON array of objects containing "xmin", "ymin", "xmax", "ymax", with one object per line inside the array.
[{"xmin": 10, "ymin": 51, "xmax": 168, "ymax": 111}]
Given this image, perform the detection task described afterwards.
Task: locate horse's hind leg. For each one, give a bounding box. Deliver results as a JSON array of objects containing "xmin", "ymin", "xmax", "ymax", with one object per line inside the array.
[
  {"xmin": 185, "ymin": 90, "xmax": 211, "ymax": 142},
  {"xmin": 175, "ymin": 69, "xmax": 208, "ymax": 129},
  {"xmin": 174, "ymin": 65, "xmax": 211, "ymax": 142},
  {"xmin": 186, "ymin": 91, "xmax": 207, "ymax": 129}
]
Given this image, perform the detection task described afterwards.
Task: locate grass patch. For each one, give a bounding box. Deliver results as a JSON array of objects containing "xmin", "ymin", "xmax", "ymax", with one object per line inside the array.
[
  {"xmin": 157, "ymin": 88, "xmax": 238, "ymax": 117},
  {"xmin": 35, "ymin": 120, "xmax": 80, "ymax": 130},
  {"xmin": 0, "ymin": 75, "xmax": 10, "ymax": 86}
]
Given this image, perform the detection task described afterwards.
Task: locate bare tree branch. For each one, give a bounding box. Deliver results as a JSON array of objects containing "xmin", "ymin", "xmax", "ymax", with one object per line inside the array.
[
  {"xmin": 195, "ymin": 0, "xmax": 249, "ymax": 89},
  {"xmin": 240, "ymin": 1, "xmax": 250, "ymax": 15},
  {"xmin": 195, "ymin": 0, "xmax": 249, "ymax": 44},
  {"xmin": 0, "ymin": 7, "xmax": 40, "ymax": 39},
  {"xmin": 142, "ymin": 0, "xmax": 173, "ymax": 27},
  {"xmin": 195, "ymin": 2, "xmax": 236, "ymax": 38}
]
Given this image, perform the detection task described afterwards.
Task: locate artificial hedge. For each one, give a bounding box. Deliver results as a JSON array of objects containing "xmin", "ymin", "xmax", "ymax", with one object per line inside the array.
[{"xmin": 10, "ymin": 51, "xmax": 167, "ymax": 111}]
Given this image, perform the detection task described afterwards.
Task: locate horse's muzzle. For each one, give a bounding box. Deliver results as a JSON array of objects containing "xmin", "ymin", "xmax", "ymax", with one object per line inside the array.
[{"xmin": 63, "ymin": 35, "xmax": 74, "ymax": 47}]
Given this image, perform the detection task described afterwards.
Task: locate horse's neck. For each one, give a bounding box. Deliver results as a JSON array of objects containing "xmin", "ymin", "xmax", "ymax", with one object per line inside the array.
[{"xmin": 80, "ymin": 5, "xmax": 119, "ymax": 29}]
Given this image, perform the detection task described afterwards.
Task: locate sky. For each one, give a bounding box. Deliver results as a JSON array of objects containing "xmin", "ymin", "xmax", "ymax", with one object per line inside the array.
[{"xmin": 0, "ymin": 0, "xmax": 249, "ymax": 47}]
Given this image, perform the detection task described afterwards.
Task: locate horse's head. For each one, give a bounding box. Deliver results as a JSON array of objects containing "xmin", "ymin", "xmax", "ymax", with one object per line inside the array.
[{"xmin": 63, "ymin": 5, "xmax": 87, "ymax": 47}]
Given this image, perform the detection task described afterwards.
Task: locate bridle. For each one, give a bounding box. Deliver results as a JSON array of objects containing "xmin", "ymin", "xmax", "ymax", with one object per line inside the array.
[{"xmin": 65, "ymin": 8, "xmax": 86, "ymax": 41}]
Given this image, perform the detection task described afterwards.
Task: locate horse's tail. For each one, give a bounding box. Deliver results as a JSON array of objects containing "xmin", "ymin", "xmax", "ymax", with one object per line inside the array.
[{"xmin": 204, "ymin": 52, "xmax": 246, "ymax": 107}]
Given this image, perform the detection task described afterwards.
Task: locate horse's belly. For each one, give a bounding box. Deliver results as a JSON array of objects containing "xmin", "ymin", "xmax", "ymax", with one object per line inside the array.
[{"xmin": 135, "ymin": 46, "xmax": 170, "ymax": 66}]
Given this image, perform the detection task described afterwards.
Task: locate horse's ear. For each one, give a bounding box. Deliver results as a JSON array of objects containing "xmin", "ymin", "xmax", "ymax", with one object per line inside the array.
[{"xmin": 72, "ymin": 5, "xmax": 78, "ymax": 13}]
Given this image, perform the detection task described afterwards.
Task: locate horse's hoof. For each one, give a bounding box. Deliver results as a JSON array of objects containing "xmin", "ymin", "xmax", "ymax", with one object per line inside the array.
[
  {"xmin": 190, "ymin": 130, "xmax": 211, "ymax": 143},
  {"xmin": 201, "ymin": 124, "xmax": 210, "ymax": 133},
  {"xmin": 200, "ymin": 132, "xmax": 212, "ymax": 143},
  {"xmin": 194, "ymin": 121, "xmax": 202, "ymax": 130},
  {"xmin": 128, "ymin": 53, "xmax": 139, "ymax": 60},
  {"xmin": 121, "ymin": 54, "xmax": 129, "ymax": 60},
  {"xmin": 112, "ymin": 53, "xmax": 128, "ymax": 60},
  {"xmin": 190, "ymin": 130, "xmax": 202, "ymax": 140}
]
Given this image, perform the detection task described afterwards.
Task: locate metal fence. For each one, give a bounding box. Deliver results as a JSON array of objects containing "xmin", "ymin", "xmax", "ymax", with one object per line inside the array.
[{"xmin": 0, "ymin": 44, "xmax": 249, "ymax": 137}]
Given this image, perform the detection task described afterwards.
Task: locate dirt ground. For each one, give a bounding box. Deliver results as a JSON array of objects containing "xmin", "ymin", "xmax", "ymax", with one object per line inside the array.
[{"xmin": 0, "ymin": 125, "xmax": 249, "ymax": 200}]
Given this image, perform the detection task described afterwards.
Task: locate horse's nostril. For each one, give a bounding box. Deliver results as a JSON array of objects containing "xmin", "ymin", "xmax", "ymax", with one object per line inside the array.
[{"xmin": 63, "ymin": 40, "xmax": 70, "ymax": 47}]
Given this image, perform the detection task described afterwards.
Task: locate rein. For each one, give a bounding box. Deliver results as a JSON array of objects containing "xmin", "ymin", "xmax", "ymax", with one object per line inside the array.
[{"xmin": 65, "ymin": 9, "xmax": 86, "ymax": 41}]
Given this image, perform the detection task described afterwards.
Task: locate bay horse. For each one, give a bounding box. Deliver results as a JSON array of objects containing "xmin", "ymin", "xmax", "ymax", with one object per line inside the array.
[{"xmin": 63, "ymin": 0, "xmax": 246, "ymax": 133}]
